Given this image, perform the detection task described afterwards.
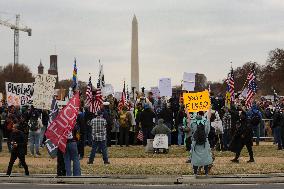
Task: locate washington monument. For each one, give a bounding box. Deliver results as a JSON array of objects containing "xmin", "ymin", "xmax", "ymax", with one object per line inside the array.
[{"xmin": 131, "ymin": 15, "xmax": 139, "ymax": 93}]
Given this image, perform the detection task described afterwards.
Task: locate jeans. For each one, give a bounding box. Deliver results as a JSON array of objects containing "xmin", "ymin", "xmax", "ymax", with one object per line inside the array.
[
  {"xmin": 177, "ymin": 126, "xmax": 184, "ymax": 146},
  {"xmin": 223, "ymin": 129, "xmax": 231, "ymax": 150},
  {"xmin": 63, "ymin": 141, "xmax": 81, "ymax": 176},
  {"xmin": 274, "ymin": 127, "xmax": 283, "ymax": 149},
  {"xmin": 39, "ymin": 127, "xmax": 46, "ymax": 145},
  {"xmin": 252, "ymin": 124, "xmax": 260, "ymax": 145},
  {"xmin": 88, "ymin": 140, "xmax": 109, "ymax": 163},
  {"xmin": 29, "ymin": 131, "xmax": 40, "ymax": 155}
]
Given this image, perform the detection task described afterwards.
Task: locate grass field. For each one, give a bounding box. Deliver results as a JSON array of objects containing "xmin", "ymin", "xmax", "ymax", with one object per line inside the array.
[{"xmin": 0, "ymin": 143, "xmax": 283, "ymax": 175}]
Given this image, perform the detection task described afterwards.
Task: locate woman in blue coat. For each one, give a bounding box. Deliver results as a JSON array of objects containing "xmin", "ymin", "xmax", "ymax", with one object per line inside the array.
[{"xmin": 189, "ymin": 110, "xmax": 213, "ymax": 177}]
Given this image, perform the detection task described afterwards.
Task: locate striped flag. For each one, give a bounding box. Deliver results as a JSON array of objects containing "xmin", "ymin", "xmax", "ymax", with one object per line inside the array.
[
  {"xmin": 228, "ymin": 68, "xmax": 235, "ymax": 103},
  {"xmin": 93, "ymin": 64, "xmax": 104, "ymax": 112},
  {"xmin": 85, "ymin": 76, "xmax": 96, "ymax": 113},
  {"xmin": 118, "ymin": 81, "xmax": 128, "ymax": 111},
  {"xmin": 245, "ymin": 66, "xmax": 257, "ymax": 108},
  {"xmin": 72, "ymin": 58, "xmax": 78, "ymax": 90},
  {"xmin": 137, "ymin": 130, "xmax": 143, "ymax": 142}
]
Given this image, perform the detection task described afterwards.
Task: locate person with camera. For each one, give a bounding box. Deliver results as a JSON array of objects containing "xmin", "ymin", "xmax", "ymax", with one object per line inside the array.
[{"xmin": 6, "ymin": 123, "xmax": 29, "ymax": 176}]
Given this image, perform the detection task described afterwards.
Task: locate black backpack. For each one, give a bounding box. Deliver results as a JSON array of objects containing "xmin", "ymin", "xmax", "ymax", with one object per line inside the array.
[
  {"xmin": 193, "ymin": 121, "xmax": 206, "ymax": 147},
  {"xmin": 29, "ymin": 119, "xmax": 39, "ymax": 131},
  {"xmin": 251, "ymin": 112, "xmax": 261, "ymax": 126}
]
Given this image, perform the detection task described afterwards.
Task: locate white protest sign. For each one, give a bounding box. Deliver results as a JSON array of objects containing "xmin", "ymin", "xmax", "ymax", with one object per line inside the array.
[
  {"xmin": 114, "ymin": 92, "xmax": 122, "ymax": 100},
  {"xmin": 182, "ymin": 72, "xmax": 195, "ymax": 91},
  {"xmin": 102, "ymin": 84, "xmax": 114, "ymax": 97},
  {"xmin": 153, "ymin": 134, "xmax": 168, "ymax": 149},
  {"xmin": 150, "ymin": 87, "xmax": 160, "ymax": 99},
  {"xmin": 33, "ymin": 74, "xmax": 56, "ymax": 110},
  {"xmin": 6, "ymin": 82, "xmax": 34, "ymax": 106},
  {"xmin": 158, "ymin": 78, "xmax": 172, "ymax": 97}
]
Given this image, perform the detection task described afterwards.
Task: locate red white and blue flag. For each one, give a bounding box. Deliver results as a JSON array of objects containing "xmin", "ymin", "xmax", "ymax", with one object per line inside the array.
[{"xmin": 245, "ymin": 66, "xmax": 257, "ymax": 108}]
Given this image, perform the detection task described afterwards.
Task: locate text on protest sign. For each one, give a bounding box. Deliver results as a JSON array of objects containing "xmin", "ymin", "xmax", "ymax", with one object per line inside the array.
[
  {"xmin": 33, "ymin": 74, "xmax": 56, "ymax": 110},
  {"xmin": 45, "ymin": 93, "xmax": 80, "ymax": 153},
  {"xmin": 5, "ymin": 82, "xmax": 34, "ymax": 106},
  {"xmin": 183, "ymin": 90, "xmax": 211, "ymax": 112}
]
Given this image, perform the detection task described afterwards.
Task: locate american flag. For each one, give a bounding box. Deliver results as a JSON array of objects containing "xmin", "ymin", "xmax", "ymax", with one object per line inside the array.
[
  {"xmin": 245, "ymin": 66, "xmax": 257, "ymax": 108},
  {"xmin": 228, "ymin": 68, "xmax": 235, "ymax": 103},
  {"xmin": 137, "ymin": 130, "xmax": 143, "ymax": 141},
  {"xmin": 85, "ymin": 76, "xmax": 96, "ymax": 113},
  {"xmin": 93, "ymin": 63, "xmax": 104, "ymax": 112},
  {"xmin": 118, "ymin": 81, "xmax": 128, "ymax": 111}
]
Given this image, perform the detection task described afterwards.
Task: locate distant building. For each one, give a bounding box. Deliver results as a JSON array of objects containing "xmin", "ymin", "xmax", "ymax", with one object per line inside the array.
[
  {"xmin": 38, "ymin": 60, "xmax": 44, "ymax": 74},
  {"xmin": 48, "ymin": 55, "xmax": 59, "ymax": 85}
]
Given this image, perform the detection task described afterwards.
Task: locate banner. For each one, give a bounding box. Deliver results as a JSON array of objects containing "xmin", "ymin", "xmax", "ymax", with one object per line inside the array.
[
  {"xmin": 183, "ymin": 90, "xmax": 211, "ymax": 112},
  {"xmin": 158, "ymin": 78, "xmax": 172, "ymax": 97},
  {"xmin": 182, "ymin": 72, "xmax": 195, "ymax": 91},
  {"xmin": 102, "ymin": 84, "xmax": 114, "ymax": 97},
  {"xmin": 150, "ymin": 87, "xmax": 160, "ymax": 99},
  {"xmin": 6, "ymin": 82, "xmax": 34, "ymax": 106},
  {"xmin": 33, "ymin": 74, "xmax": 56, "ymax": 110},
  {"xmin": 45, "ymin": 93, "xmax": 80, "ymax": 153},
  {"xmin": 45, "ymin": 97, "xmax": 59, "ymax": 158}
]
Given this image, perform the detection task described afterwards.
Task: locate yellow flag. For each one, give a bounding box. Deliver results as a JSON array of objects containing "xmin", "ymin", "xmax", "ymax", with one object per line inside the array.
[{"xmin": 183, "ymin": 90, "xmax": 211, "ymax": 112}]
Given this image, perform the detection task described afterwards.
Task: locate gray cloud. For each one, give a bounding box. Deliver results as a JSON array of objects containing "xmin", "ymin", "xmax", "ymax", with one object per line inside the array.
[{"xmin": 1, "ymin": 0, "xmax": 284, "ymax": 91}]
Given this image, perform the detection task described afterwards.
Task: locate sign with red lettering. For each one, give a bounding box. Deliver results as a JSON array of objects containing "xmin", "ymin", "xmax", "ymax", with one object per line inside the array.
[{"xmin": 45, "ymin": 93, "xmax": 80, "ymax": 153}]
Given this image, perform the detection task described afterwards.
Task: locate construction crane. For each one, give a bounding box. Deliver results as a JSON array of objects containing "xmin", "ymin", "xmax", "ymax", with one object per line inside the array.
[{"xmin": 0, "ymin": 14, "xmax": 32, "ymax": 65}]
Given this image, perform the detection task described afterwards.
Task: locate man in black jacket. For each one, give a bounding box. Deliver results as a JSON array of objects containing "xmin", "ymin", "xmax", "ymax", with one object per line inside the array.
[
  {"xmin": 6, "ymin": 123, "xmax": 29, "ymax": 176},
  {"xmin": 273, "ymin": 107, "xmax": 283, "ymax": 150},
  {"xmin": 230, "ymin": 111, "xmax": 254, "ymax": 163},
  {"xmin": 140, "ymin": 104, "xmax": 156, "ymax": 146}
]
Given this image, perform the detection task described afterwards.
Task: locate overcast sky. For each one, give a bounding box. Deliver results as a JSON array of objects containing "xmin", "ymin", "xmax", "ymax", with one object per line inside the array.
[{"xmin": 1, "ymin": 0, "xmax": 284, "ymax": 91}]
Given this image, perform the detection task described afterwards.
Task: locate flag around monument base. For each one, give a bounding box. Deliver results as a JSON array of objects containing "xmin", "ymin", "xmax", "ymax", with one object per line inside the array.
[{"xmin": 45, "ymin": 93, "xmax": 80, "ymax": 153}]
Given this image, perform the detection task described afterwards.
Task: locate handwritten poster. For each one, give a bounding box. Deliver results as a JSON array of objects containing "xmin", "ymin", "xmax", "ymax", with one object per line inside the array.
[
  {"xmin": 102, "ymin": 84, "xmax": 114, "ymax": 97},
  {"xmin": 158, "ymin": 78, "xmax": 172, "ymax": 97},
  {"xmin": 150, "ymin": 87, "xmax": 160, "ymax": 99},
  {"xmin": 183, "ymin": 90, "xmax": 211, "ymax": 112},
  {"xmin": 6, "ymin": 82, "xmax": 34, "ymax": 106},
  {"xmin": 33, "ymin": 74, "xmax": 56, "ymax": 110}
]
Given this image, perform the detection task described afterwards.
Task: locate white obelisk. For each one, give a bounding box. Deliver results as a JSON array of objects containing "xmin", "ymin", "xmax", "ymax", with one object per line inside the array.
[{"xmin": 131, "ymin": 15, "xmax": 139, "ymax": 93}]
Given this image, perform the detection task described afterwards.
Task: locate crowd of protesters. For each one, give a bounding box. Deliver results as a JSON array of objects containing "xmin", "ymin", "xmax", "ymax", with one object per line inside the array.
[{"xmin": 0, "ymin": 91, "xmax": 284, "ymax": 177}]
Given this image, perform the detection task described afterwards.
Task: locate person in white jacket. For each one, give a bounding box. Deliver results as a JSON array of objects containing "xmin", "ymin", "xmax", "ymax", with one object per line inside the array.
[{"xmin": 28, "ymin": 114, "xmax": 43, "ymax": 157}]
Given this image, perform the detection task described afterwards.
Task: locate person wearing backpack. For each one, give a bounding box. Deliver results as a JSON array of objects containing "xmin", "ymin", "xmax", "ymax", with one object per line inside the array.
[
  {"xmin": 189, "ymin": 110, "xmax": 213, "ymax": 178},
  {"xmin": 248, "ymin": 104, "xmax": 262, "ymax": 146},
  {"xmin": 273, "ymin": 107, "xmax": 283, "ymax": 150},
  {"xmin": 28, "ymin": 113, "xmax": 43, "ymax": 157}
]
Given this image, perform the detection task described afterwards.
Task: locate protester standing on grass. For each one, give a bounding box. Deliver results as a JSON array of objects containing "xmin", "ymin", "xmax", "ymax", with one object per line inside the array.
[
  {"xmin": 6, "ymin": 123, "xmax": 29, "ymax": 176},
  {"xmin": 230, "ymin": 111, "xmax": 255, "ymax": 163},
  {"xmin": 88, "ymin": 110, "xmax": 110, "ymax": 164},
  {"xmin": 140, "ymin": 104, "xmax": 156, "ymax": 146},
  {"xmin": 222, "ymin": 107, "xmax": 231, "ymax": 151},
  {"xmin": 119, "ymin": 105, "xmax": 132, "ymax": 147},
  {"xmin": 248, "ymin": 104, "xmax": 262, "ymax": 146},
  {"xmin": 189, "ymin": 110, "xmax": 213, "ymax": 177},
  {"xmin": 28, "ymin": 113, "xmax": 43, "ymax": 157},
  {"xmin": 64, "ymin": 124, "xmax": 81, "ymax": 176}
]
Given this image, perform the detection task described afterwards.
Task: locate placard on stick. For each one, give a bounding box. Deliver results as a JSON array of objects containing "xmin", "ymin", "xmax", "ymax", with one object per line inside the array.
[{"xmin": 183, "ymin": 90, "xmax": 211, "ymax": 112}]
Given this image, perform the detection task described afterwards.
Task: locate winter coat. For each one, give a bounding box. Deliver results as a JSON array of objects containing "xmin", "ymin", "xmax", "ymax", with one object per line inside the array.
[
  {"xmin": 151, "ymin": 119, "xmax": 171, "ymax": 135},
  {"xmin": 190, "ymin": 116, "xmax": 213, "ymax": 167}
]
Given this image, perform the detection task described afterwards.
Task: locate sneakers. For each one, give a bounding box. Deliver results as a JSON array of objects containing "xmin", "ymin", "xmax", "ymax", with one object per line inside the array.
[
  {"xmin": 247, "ymin": 159, "xmax": 255, "ymax": 163},
  {"xmin": 230, "ymin": 159, "xmax": 239, "ymax": 163},
  {"xmin": 104, "ymin": 161, "xmax": 110, "ymax": 165},
  {"xmin": 185, "ymin": 159, "xmax": 191, "ymax": 163}
]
